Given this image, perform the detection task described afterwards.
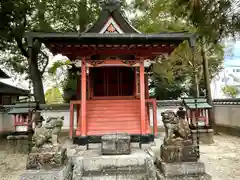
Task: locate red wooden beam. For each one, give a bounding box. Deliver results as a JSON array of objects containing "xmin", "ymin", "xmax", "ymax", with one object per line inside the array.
[{"xmin": 49, "ymin": 44, "xmax": 174, "ymax": 57}]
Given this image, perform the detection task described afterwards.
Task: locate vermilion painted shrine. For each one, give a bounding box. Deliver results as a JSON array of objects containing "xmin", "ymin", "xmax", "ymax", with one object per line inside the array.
[{"xmin": 25, "ymin": 1, "xmax": 196, "ymax": 146}]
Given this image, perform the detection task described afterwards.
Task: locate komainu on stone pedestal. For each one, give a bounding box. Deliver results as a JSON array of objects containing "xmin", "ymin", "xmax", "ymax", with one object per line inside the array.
[
  {"xmin": 160, "ymin": 110, "xmax": 198, "ymax": 162},
  {"xmin": 21, "ymin": 116, "xmax": 72, "ymax": 180},
  {"xmin": 26, "ymin": 116, "xmax": 67, "ymax": 170},
  {"xmin": 101, "ymin": 133, "xmax": 131, "ymax": 155},
  {"xmin": 157, "ymin": 110, "xmax": 211, "ymax": 180}
]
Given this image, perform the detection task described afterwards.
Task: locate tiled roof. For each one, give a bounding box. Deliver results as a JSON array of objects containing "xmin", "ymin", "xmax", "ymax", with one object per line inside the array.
[{"xmin": 0, "ymin": 81, "xmax": 29, "ymax": 95}]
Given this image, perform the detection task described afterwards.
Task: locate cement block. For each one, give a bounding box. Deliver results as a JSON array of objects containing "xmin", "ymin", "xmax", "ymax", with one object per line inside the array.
[
  {"xmin": 20, "ymin": 161, "xmax": 72, "ymax": 180},
  {"xmin": 101, "ymin": 134, "xmax": 131, "ymax": 155},
  {"xmin": 158, "ymin": 161, "xmax": 206, "ymax": 177}
]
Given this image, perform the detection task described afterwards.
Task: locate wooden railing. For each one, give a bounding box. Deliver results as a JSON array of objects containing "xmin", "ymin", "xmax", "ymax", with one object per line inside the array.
[
  {"xmin": 69, "ymin": 100, "xmax": 81, "ymax": 138},
  {"xmin": 146, "ymin": 99, "xmax": 158, "ymax": 137},
  {"xmin": 14, "ymin": 115, "xmax": 28, "ymax": 129}
]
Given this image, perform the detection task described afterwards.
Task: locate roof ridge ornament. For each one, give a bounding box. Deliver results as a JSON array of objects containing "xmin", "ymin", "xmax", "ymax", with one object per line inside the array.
[{"xmin": 102, "ymin": 0, "xmax": 121, "ymax": 12}]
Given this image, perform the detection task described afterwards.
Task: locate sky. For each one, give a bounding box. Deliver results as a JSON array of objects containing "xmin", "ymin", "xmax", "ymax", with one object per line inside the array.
[{"xmin": 224, "ymin": 40, "xmax": 240, "ymax": 67}]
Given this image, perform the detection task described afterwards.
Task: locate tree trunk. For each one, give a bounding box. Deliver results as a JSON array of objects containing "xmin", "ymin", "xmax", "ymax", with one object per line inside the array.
[
  {"xmin": 201, "ymin": 43, "xmax": 216, "ymax": 131},
  {"xmin": 28, "ymin": 44, "xmax": 45, "ymax": 104}
]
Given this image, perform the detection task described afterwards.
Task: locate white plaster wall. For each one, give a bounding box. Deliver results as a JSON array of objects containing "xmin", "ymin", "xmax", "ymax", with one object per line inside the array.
[
  {"xmin": 214, "ymin": 105, "xmax": 240, "ymax": 127},
  {"xmin": 0, "ymin": 112, "xmax": 14, "ymax": 133},
  {"xmin": 1, "ymin": 104, "xmax": 240, "ymax": 134},
  {"xmin": 41, "ymin": 110, "xmax": 78, "ymax": 130},
  {"xmin": 149, "ymin": 106, "xmax": 180, "ymax": 126}
]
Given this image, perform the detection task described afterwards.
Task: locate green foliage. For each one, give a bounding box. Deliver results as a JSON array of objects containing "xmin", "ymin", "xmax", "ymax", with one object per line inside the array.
[
  {"xmin": 0, "ymin": 0, "xmax": 103, "ymax": 102},
  {"xmin": 133, "ymin": 0, "xmax": 231, "ymax": 99},
  {"xmin": 222, "ymin": 85, "xmax": 239, "ymax": 98},
  {"xmin": 61, "ymin": 67, "xmax": 79, "ymax": 103},
  {"xmin": 48, "ymin": 59, "xmax": 72, "ymax": 75},
  {"xmin": 45, "ymin": 87, "xmax": 63, "ymax": 104}
]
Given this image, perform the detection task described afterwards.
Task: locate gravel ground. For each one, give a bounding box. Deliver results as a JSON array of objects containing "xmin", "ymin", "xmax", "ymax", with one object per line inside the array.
[
  {"xmin": 152, "ymin": 133, "xmax": 240, "ymax": 180},
  {"xmin": 0, "ymin": 134, "xmax": 239, "ymax": 180},
  {"xmin": 200, "ymin": 134, "xmax": 240, "ymax": 180}
]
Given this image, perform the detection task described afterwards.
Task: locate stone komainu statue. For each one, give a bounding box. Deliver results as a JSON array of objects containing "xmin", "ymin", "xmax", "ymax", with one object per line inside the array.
[
  {"xmin": 32, "ymin": 116, "xmax": 64, "ymax": 149},
  {"xmin": 161, "ymin": 110, "xmax": 192, "ymax": 145}
]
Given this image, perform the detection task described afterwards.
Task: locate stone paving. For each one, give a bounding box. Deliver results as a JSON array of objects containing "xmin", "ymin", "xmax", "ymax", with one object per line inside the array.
[{"xmin": 0, "ymin": 134, "xmax": 240, "ymax": 180}]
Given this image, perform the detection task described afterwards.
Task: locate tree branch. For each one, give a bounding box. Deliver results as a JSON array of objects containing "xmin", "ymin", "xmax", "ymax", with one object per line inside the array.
[
  {"xmin": 15, "ymin": 36, "xmax": 29, "ymax": 58},
  {"xmin": 39, "ymin": 51, "xmax": 49, "ymax": 76}
]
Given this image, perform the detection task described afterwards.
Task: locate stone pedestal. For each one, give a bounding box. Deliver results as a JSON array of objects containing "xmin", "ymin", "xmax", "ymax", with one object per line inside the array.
[
  {"xmin": 156, "ymin": 160, "xmax": 211, "ymax": 180},
  {"xmin": 20, "ymin": 160, "xmax": 72, "ymax": 180},
  {"xmin": 101, "ymin": 133, "xmax": 131, "ymax": 155},
  {"xmin": 26, "ymin": 144, "xmax": 67, "ymax": 170},
  {"xmin": 160, "ymin": 144, "xmax": 198, "ymax": 163},
  {"xmin": 7, "ymin": 135, "xmax": 29, "ymax": 154},
  {"xmin": 72, "ymin": 149, "xmax": 157, "ymax": 180}
]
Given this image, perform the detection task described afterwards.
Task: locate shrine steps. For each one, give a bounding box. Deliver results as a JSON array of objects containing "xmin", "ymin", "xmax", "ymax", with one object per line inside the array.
[{"xmin": 85, "ymin": 99, "xmax": 151, "ymax": 136}]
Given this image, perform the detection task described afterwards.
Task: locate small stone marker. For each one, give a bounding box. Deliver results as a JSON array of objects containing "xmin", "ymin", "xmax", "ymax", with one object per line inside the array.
[
  {"xmin": 7, "ymin": 134, "xmax": 28, "ymax": 154},
  {"xmin": 101, "ymin": 133, "xmax": 131, "ymax": 155}
]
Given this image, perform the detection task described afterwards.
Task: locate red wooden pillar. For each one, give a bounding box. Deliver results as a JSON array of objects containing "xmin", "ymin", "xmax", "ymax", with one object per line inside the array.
[
  {"xmin": 134, "ymin": 68, "xmax": 138, "ymax": 97},
  {"xmin": 77, "ymin": 57, "xmax": 87, "ymax": 136},
  {"xmin": 152, "ymin": 99, "xmax": 158, "ymax": 137},
  {"xmin": 140, "ymin": 58, "xmax": 146, "ymax": 134},
  {"xmin": 145, "ymin": 74, "xmax": 149, "ymax": 99},
  {"xmin": 76, "ymin": 75, "xmax": 81, "ymax": 129},
  {"xmin": 69, "ymin": 103, "xmax": 74, "ymax": 138}
]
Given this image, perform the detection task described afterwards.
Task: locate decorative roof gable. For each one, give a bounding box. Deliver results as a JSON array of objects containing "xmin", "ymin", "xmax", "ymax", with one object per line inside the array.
[
  {"xmin": 100, "ymin": 17, "xmax": 124, "ymax": 34},
  {"xmin": 86, "ymin": 0, "xmax": 140, "ymax": 34}
]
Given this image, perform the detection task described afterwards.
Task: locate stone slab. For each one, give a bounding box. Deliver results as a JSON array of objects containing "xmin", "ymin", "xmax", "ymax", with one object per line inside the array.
[
  {"xmin": 72, "ymin": 149, "xmax": 157, "ymax": 180},
  {"xmin": 156, "ymin": 172, "xmax": 211, "ymax": 180},
  {"xmin": 160, "ymin": 145, "xmax": 198, "ymax": 163},
  {"xmin": 20, "ymin": 161, "xmax": 72, "ymax": 180},
  {"xmin": 157, "ymin": 160, "xmax": 205, "ymax": 177},
  {"xmin": 101, "ymin": 133, "xmax": 131, "ymax": 155}
]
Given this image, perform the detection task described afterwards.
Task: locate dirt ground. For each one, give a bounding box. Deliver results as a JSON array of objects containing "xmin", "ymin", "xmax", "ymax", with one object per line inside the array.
[{"xmin": 0, "ymin": 134, "xmax": 240, "ymax": 180}]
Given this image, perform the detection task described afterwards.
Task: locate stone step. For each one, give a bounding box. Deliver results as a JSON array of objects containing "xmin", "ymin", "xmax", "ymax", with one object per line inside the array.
[
  {"xmin": 78, "ymin": 153, "xmax": 149, "ymax": 172},
  {"xmin": 72, "ymin": 150, "xmax": 157, "ymax": 180},
  {"xmin": 80, "ymin": 173, "xmax": 148, "ymax": 180}
]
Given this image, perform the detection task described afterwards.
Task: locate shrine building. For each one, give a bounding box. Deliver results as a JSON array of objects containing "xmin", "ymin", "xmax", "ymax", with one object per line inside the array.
[{"xmin": 25, "ymin": 0, "xmax": 196, "ymax": 146}]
